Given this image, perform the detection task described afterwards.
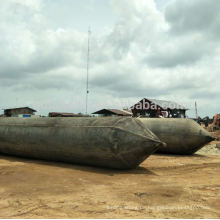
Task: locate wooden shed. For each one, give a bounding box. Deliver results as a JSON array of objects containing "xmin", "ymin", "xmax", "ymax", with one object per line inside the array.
[
  {"xmin": 4, "ymin": 107, "xmax": 36, "ymax": 117},
  {"xmin": 92, "ymin": 109, "xmax": 132, "ymax": 117},
  {"xmin": 131, "ymin": 98, "xmax": 188, "ymax": 118}
]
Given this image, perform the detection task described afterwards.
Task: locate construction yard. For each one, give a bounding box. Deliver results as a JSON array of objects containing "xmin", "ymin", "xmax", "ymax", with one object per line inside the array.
[{"xmin": 0, "ymin": 131, "xmax": 220, "ymax": 219}]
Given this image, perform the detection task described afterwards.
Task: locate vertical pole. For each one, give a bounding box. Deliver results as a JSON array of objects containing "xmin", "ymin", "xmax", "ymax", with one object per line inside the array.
[
  {"xmin": 195, "ymin": 101, "xmax": 198, "ymax": 120},
  {"xmin": 85, "ymin": 27, "xmax": 91, "ymax": 115}
]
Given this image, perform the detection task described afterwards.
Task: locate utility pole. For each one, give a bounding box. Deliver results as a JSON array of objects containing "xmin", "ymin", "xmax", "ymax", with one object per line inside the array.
[
  {"xmin": 85, "ymin": 27, "xmax": 91, "ymax": 115},
  {"xmin": 195, "ymin": 101, "xmax": 198, "ymax": 120}
]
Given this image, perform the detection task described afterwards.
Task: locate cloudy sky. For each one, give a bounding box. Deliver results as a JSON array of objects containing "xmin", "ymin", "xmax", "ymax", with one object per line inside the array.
[{"xmin": 0, "ymin": 0, "xmax": 219, "ymax": 117}]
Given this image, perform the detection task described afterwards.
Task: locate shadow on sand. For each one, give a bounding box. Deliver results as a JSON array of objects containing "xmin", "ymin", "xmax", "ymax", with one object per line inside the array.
[
  {"xmin": 0, "ymin": 154, "xmax": 157, "ymax": 176},
  {"xmin": 154, "ymin": 153, "xmax": 208, "ymax": 158}
]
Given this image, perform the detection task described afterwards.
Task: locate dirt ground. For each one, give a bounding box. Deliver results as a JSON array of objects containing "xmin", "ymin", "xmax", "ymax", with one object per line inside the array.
[{"xmin": 0, "ymin": 144, "xmax": 220, "ymax": 219}]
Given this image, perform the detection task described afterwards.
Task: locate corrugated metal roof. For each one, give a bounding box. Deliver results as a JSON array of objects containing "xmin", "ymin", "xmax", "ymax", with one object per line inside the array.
[
  {"xmin": 148, "ymin": 99, "xmax": 187, "ymax": 110},
  {"xmin": 108, "ymin": 109, "xmax": 132, "ymax": 116},
  {"xmin": 131, "ymin": 98, "xmax": 188, "ymax": 110},
  {"xmin": 92, "ymin": 109, "xmax": 132, "ymax": 116},
  {"xmin": 48, "ymin": 112, "xmax": 84, "ymax": 117},
  {"xmin": 4, "ymin": 107, "xmax": 37, "ymax": 112}
]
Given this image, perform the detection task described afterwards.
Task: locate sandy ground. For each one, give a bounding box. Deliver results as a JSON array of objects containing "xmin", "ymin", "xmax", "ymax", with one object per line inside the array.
[{"xmin": 0, "ymin": 146, "xmax": 220, "ymax": 219}]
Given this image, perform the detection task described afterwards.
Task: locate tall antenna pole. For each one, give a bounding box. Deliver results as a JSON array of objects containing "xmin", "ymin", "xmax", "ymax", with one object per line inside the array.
[
  {"xmin": 195, "ymin": 101, "xmax": 198, "ymax": 120},
  {"xmin": 85, "ymin": 27, "xmax": 91, "ymax": 114}
]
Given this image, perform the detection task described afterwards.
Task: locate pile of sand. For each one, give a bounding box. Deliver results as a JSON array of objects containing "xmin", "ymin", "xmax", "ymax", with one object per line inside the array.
[
  {"xmin": 197, "ymin": 142, "xmax": 220, "ymax": 155},
  {"xmin": 197, "ymin": 130, "xmax": 220, "ymax": 155}
]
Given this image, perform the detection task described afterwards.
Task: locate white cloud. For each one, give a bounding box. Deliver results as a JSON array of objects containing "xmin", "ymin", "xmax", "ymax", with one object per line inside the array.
[{"xmin": 0, "ymin": 0, "xmax": 219, "ymax": 117}]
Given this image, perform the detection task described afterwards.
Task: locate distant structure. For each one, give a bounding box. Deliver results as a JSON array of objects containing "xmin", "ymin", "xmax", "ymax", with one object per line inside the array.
[
  {"xmin": 131, "ymin": 98, "xmax": 188, "ymax": 118},
  {"xmin": 92, "ymin": 109, "xmax": 132, "ymax": 117},
  {"xmin": 4, "ymin": 107, "xmax": 36, "ymax": 117},
  {"xmin": 48, "ymin": 112, "xmax": 88, "ymax": 117}
]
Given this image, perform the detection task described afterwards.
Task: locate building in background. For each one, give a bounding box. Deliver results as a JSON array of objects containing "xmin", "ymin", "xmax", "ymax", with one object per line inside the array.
[
  {"xmin": 131, "ymin": 98, "xmax": 188, "ymax": 118},
  {"xmin": 4, "ymin": 107, "xmax": 37, "ymax": 117},
  {"xmin": 48, "ymin": 112, "xmax": 88, "ymax": 117},
  {"xmin": 92, "ymin": 109, "xmax": 132, "ymax": 117}
]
